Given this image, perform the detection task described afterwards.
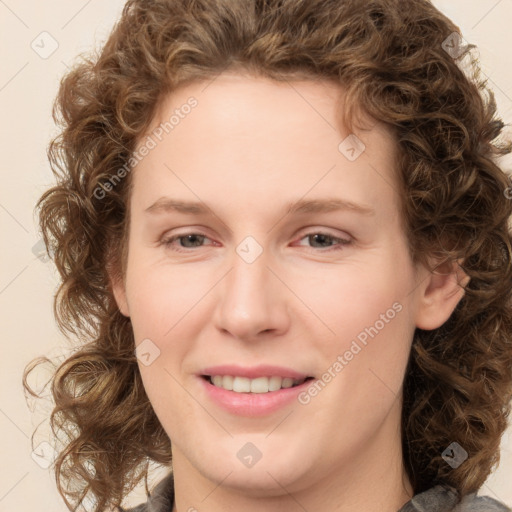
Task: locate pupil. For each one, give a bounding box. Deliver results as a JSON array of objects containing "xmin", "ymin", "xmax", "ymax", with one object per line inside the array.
[
  {"xmin": 311, "ymin": 234, "xmax": 330, "ymax": 247},
  {"xmin": 183, "ymin": 234, "xmax": 203, "ymax": 247}
]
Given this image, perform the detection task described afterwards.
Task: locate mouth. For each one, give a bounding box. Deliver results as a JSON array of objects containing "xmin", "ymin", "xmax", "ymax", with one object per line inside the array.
[
  {"xmin": 198, "ymin": 366, "xmax": 317, "ymax": 416},
  {"xmin": 201, "ymin": 374, "xmax": 315, "ymax": 393}
]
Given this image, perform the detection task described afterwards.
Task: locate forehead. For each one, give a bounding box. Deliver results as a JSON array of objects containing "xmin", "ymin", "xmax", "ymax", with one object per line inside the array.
[
  {"xmin": 129, "ymin": 72, "xmax": 401, "ymax": 225},
  {"xmin": 151, "ymin": 72, "xmax": 360, "ymax": 143}
]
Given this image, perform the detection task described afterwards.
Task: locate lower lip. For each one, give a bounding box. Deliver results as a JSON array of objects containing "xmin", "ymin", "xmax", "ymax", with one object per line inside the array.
[{"xmin": 199, "ymin": 376, "xmax": 313, "ymax": 417}]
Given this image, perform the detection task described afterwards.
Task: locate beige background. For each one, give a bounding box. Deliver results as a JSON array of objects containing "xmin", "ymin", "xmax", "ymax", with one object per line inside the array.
[{"xmin": 1, "ymin": 0, "xmax": 511, "ymax": 510}]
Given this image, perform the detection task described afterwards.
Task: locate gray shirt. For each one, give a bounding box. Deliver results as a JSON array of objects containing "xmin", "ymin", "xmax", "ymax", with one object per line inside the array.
[{"xmin": 119, "ymin": 473, "xmax": 511, "ymax": 512}]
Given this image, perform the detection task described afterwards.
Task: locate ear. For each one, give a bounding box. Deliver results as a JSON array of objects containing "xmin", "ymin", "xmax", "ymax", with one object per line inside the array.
[
  {"xmin": 414, "ymin": 257, "xmax": 469, "ymax": 330},
  {"xmin": 106, "ymin": 250, "xmax": 130, "ymax": 318},
  {"xmin": 110, "ymin": 274, "xmax": 130, "ymax": 318}
]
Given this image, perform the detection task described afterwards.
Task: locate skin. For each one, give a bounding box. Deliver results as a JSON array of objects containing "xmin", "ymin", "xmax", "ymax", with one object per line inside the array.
[{"xmin": 110, "ymin": 71, "xmax": 467, "ymax": 512}]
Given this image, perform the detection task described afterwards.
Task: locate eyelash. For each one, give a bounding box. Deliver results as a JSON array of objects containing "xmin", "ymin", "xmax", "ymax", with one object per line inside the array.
[{"xmin": 160, "ymin": 231, "xmax": 352, "ymax": 253}]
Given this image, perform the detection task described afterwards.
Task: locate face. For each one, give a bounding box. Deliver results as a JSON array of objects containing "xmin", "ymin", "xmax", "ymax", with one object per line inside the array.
[{"xmin": 111, "ymin": 72, "xmax": 465, "ymax": 496}]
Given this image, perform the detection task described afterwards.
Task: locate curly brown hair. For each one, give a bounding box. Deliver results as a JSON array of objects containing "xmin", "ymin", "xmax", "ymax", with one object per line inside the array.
[{"xmin": 23, "ymin": 0, "xmax": 512, "ymax": 510}]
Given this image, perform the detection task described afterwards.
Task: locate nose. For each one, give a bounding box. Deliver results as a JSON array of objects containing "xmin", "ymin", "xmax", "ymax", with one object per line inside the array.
[{"xmin": 212, "ymin": 243, "xmax": 291, "ymax": 342}]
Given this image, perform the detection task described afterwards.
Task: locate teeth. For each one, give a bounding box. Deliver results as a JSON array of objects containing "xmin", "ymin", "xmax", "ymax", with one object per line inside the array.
[
  {"xmin": 250, "ymin": 376, "xmax": 267, "ymax": 393},
  {"xmin": 222, "ymin": 375, "xmax": 233, "ymax": 390},
  {"xmin": 269, "ymin": 376, "xmax": 283, "ymax": 392},
  {"xmin": 208, "ymin": 375, "xmax": 305, "ymax": 393},
  {"xmin": 233, "ymin": 376, "xmax": 251, "ymax": 393}
]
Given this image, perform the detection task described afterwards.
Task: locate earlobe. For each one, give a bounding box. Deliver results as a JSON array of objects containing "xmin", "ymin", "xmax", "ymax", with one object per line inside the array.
[{"xmin": 414, "ymin": 258, "xmax": 469, "ymax": 331}]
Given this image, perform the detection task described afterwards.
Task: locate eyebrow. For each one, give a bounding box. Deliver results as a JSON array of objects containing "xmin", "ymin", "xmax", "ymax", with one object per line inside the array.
[{"xmin": 144, "ymin": 197, "xmax": 376, "ymax": 217}]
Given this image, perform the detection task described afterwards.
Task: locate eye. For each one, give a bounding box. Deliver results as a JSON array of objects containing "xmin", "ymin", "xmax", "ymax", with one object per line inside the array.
[
  {"xmin": 295, "ymin": 231, "xmax": 352, "ymax": 252},
  {"xmin": 160, "ymin": 230, "xmax": 351, "ymax": 253},
  {"xmin": 160, "ymin": 232, "xmax": 215, "ymax": 252}
]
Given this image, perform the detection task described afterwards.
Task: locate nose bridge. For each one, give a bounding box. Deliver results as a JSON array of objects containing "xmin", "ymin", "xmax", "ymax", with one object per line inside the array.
[{"xmin": 213, "ymin": 236, "xmax": 287, "ymax": 338}]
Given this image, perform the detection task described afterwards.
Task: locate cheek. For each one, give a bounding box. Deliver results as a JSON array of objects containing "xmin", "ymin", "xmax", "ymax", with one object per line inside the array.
[
  {"xmin": 125, "ymin": 258, "xmax": 208, "ymax": 340},
  {"xmin": 302, "ymin": 264, "xmax": 409, "ymax": 341},
  {"xmin": 301, "ymin": 252, "xmax": 416, "ymax": 385}
]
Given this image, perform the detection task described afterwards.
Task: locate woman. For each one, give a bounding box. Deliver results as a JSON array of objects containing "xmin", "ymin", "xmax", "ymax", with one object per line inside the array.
[{"xmin": 24, "ymin": 0, "xmax": 512, "ymax": 511}]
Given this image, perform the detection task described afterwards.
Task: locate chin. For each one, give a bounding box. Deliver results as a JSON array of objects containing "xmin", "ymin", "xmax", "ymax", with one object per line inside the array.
[
  {"xmin": 187, "ymin": 433, "xmax": 316, "ymax": 496},
  {"xmin": 203, "ymin": 462, "xmax": 308, "ymax": 497}
]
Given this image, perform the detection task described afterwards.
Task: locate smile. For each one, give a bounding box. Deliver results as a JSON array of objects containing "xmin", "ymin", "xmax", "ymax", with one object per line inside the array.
[{"xmin": 203, "ymin": 375, "xmax": 313, "ymax": 393}]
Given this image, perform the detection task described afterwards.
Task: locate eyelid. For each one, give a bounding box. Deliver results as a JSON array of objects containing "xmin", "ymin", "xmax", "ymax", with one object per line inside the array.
[
  {"xmin": 291, "ymin": 231, "xmax": 352, "ymax": 252},
  {"xmin": 294, "ymin": 227, "xmax": 352, "ymax": 243},
  {"xmin": 160, "ymin": 225, "xmax": 352, "ymax": 241},
  {"xmin": 160, "ymin": 227, "xmax": 352, "ymax": 253}
]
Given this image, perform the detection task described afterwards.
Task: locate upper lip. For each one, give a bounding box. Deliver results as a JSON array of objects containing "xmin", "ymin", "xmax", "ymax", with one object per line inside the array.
[{"xmin": 199, "ymin": 364, "xmax": 312, "ymax": 380}]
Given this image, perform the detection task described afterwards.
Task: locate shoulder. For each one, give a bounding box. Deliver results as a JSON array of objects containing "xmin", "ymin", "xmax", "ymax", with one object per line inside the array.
[
  {"xmin": 116, "ymin": 477, "xmax": 511, "ymax": 512},
  {"xmin": 454, "ymin": 492, "xmax": 512, "ymax": 512},
  {"xmin": 117, "ymin": 472, "xmax": 175, "ymax": 512},
  {"xmin": 399, "ymin": 484, "xmax": 511, "ymax": 512}
]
